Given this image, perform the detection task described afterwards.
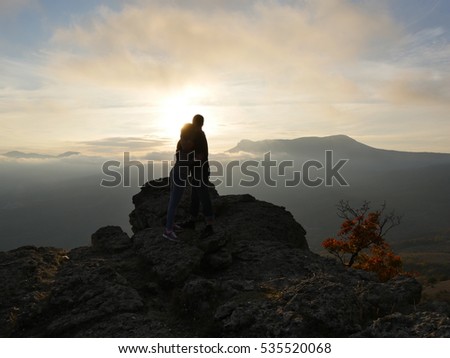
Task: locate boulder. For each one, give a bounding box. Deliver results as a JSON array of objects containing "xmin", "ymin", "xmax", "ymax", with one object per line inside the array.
[{"xmin": 91, "ymin": 226, "xmax": 132, "ymax": 253}]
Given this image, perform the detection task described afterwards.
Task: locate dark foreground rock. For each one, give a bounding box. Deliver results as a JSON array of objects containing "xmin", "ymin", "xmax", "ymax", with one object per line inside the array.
[{"xmin": 0, "ymin": 179, "xmax": 448, "ymax": 337}]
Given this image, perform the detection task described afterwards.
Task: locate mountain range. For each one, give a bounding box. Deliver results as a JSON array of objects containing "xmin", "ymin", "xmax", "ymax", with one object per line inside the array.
[
  {"xmin": 229, "ymin": 134, "xmax": 450, "ymax": 169},
  {"xmin": 2, "ymin": 151, "xmax": 80, "ymax": 159}
]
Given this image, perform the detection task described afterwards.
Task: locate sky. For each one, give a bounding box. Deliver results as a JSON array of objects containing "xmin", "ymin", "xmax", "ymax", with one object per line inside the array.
[{"xmin": 1, "ymin": 0, "xmax": 450, "ymax": 158}]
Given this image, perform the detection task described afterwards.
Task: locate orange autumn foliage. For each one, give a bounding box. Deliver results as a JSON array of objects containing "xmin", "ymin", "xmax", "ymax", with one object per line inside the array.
[
  {"xmin": 322, "ymin": 201, "xmax": 403, "ymax": 282},
  {"xmin": 355, "ymin": 243, "xmax": 403, "ymax": 282}
]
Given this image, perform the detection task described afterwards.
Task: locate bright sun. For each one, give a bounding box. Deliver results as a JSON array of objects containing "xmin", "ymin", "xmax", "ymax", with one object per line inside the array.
[{"xmin": 158, "ymin": 87, "xmax": 207, "ymax": 140}]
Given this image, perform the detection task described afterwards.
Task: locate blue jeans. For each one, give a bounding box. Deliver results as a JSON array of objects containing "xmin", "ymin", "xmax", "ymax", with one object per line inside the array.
[
  {"xmin": 189, "ymin": 164, "xmax": 214, "ymax": 221},
  {"xmin": 165, "ymin": 165, "xmax": 188, "ymax": 230}
]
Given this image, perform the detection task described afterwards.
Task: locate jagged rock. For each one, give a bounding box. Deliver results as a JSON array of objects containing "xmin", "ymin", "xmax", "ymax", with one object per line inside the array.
[
  {"xmin": 418, "ymin": 300, "xmax": 450, "ymax": 317},
  {"xmin": 355, "ymin": 311, "xmax": 450, "ymax": 337},
  {"xmin": 129, "ymin": 178, "xmax": 220, "ymax": 232},
  {"xmin": 0, "ymin": 246, "xmax": 68, "ymax": 336},
  {"xmin": 180, "ymin": 278, "xmax": 219, "ymax": 315},
  {"xmin": 0, "ymin": 178, "xmax": 448, "ymax": 338},
  {"xmin": 279, "ymin": 275, "xmax": 362, "ymax": 336},
  {"xmin": 91, "ymin": 226, "xmax": 132, "ymax": 253},
  {"xmin": 205, "ymin": 248, "xmax": 233, "ymax": 271},
  {"xmin": 129, "ymin": 178, "xmax": 172, "ymax": 231},
  {"xmin": 358, "ymin": 276, "xmax": 422, "ymax": 317},
  {"xmin": 44, "ymin": 249, "xmax": 145, "ymax": 337},
  {"xmin": 133, "ymin": 229, "xmax": 204, "ymax": 287}
]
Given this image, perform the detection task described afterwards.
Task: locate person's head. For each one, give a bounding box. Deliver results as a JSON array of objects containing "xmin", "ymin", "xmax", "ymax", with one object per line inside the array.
[
  {"xmin": 179, "ymin": 123, "xmax": 195, "ymax": 151},
  {"xmin": 192, "ymin": 114, "xmax": 204, "ymax": 128},
  {"xmin": 180, "ymin": 123, "xmax": 194, "ymax": 138}
]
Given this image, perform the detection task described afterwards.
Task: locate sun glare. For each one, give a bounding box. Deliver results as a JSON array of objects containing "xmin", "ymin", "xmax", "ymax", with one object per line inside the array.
[{"xmin": 157, "ymin": 87, "xmax": 207, "ymax": 141}]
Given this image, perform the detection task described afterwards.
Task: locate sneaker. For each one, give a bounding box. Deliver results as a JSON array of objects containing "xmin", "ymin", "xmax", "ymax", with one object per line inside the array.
[
  {"xmin": 173, "ymin": 223, "xmax": 183, "ymax": 233},
  {"xmin": 179, "ymin": 219, "xmax": 196, "ymax": 230},
  {"xmin": 163, "ymin": 229, "xmax": 179, "ymax": 242},
  {"xmin": 199, "ymin": 225, "xmax": 214, "ymax": 239}
]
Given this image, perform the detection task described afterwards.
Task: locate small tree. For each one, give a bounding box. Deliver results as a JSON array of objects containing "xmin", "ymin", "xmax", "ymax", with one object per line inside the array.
[{"xmin": 322, "ymin": 200, "xmax": 403, "ymax": 281}]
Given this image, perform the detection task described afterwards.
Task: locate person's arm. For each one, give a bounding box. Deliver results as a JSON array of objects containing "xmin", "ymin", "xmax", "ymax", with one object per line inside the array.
[{"xmin": 175, "ymin": 140, "xmax": 182, "ymax": 161}]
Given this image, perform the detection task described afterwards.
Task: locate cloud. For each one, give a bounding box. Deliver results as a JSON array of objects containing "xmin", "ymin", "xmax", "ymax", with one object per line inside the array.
[
  {"xmin": 0, "ymin": 0, "xmax": 37, "ymax": 17},
  {"xmin": 47, "ymin": 0, "xmax": 399, "ymax": 104},
  {"xmin": 144, "ymin": 151, "xmax": 176, "ymax": 161},
  {"xmin": 393, "ymin": 27, "xmax": 450, "ymax": 67},
  {"xmin": 384, "ymin": 71, "xmax": 450, "ymax": 106},
  {"xmin": 371, "ymin": 26, "xmax": 450, "ymax": 107},
  {"xmin": 46, "ymin": 0, "xmax": 450, "ymax": 114},
  {"xmin": 79, "ymin": 136, "xmax": 169, "ymax": 153}
]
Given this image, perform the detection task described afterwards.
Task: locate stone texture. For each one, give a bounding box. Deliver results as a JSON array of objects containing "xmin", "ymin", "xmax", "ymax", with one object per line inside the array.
[
  {"xmin": 133, "ymin": 229, "xmax": 204, "ymax": 287},
  {"xmin": 355, "ymin": 311, "xmax": 450, "ymax": 338},
  {"xmin": 91, "ymin": 226, "xmax": 132, "ymax": 253},
  {"xmin": 0, "ymin": 246, "xmax": 68, "ymax": 336}
]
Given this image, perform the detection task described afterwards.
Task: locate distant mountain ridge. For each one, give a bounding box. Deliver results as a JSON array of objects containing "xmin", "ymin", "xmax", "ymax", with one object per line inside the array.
[
  {"xmin": 2, "ymin": 151, "xmax": 80, "ymax": 159},
  {"xmin": 229, "ymin": 134, "xmax": 370, "ymax": 153},
  {"xmin": 228, "ymin": 135, "xmax": 450, "ymax": 169},
  {"xmin": 229, "ymin": 134, "xmax": 450, "ymax": 155}
]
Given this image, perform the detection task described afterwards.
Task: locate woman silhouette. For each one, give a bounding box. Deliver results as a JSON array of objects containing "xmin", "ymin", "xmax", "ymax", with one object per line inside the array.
[{"xmin": 163, "ymin": 123, "xmax": 196, "ymax": 241}]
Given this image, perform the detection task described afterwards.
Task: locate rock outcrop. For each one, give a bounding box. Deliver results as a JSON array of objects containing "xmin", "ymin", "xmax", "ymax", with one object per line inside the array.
[{"xmin": 1, "ymin": 179, "xmax": 449, "ymax": 337}]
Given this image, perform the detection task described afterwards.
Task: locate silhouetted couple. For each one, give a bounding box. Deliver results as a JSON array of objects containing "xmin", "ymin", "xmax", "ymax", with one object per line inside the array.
[{"xmin": 163, "ymin": 114, "xmax": 214, "ymax": 241}]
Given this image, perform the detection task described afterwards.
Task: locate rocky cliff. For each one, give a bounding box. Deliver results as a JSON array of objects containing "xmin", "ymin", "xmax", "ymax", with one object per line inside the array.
[{"xmin": 1, "ymin": 178, "xmax": 449, "ymax": 337}]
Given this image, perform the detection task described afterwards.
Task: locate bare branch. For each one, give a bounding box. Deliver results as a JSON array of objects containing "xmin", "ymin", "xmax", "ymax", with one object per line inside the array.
[
  {"xmin": 337, "ymin": 200, "xmax": 371, "ymax": 220},
  {"xmin": 380, "ymin": 210, "xmax": 402, "ymax": 237}
]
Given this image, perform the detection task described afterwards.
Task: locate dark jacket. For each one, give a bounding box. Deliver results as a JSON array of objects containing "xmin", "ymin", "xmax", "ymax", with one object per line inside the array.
[
  {"xmin": 192, "ymin": 128, "xmax": 210, "ymax": 181},
  {"xmin": 194, "ymin": 129, "xmax": 209, "ymax": 164}
]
